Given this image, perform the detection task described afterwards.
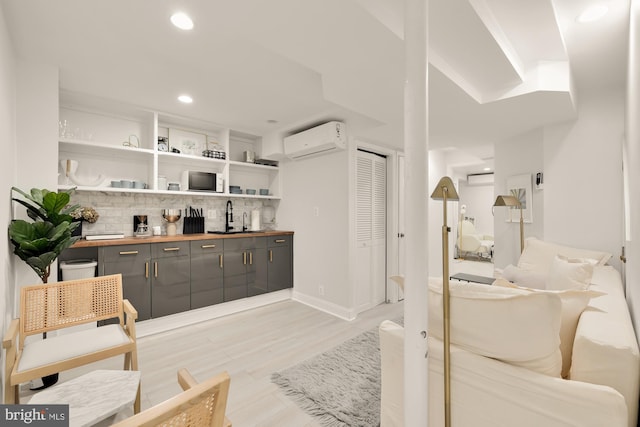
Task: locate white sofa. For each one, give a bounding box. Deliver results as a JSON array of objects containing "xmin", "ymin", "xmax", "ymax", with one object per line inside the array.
[{"xmin": 380, "ymin": 240, "xmax": 640, "ymax": 427}]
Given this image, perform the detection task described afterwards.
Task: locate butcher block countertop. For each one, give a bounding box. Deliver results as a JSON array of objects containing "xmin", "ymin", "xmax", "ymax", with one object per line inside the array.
[{"xmin": 72, "ymin": 230, "xmax": 294, "ymax": 248}]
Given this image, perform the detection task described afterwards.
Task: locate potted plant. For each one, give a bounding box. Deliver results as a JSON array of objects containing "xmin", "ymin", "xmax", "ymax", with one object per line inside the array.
[{"xmin": 8, "ymin": 187, "xmax": 81, "ymax": 389}]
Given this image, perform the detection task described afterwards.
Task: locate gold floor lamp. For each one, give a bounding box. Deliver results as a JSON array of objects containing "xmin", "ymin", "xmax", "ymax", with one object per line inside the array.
[
  {"xmin": 430, "ymin": 176, "xmax": 460, "ymax": 427},
  {"xmin": 493, "ymin": 195, "xmax": 524, "ymax": 253}
]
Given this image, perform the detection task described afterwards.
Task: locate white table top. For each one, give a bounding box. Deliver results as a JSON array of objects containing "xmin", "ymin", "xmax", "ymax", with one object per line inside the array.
[{"xmin": 29, "ymin": 370, "xmax": 141, "ymax": 427}]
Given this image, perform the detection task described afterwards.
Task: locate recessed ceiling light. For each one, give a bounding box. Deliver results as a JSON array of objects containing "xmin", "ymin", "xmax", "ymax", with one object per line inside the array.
[
  {"xmin": 483, "ymin": 167, "xmax": 491, "ymax": 172},
  {"xmin": 178, "ymin": 95, "xmax": 193, "ymax": 104},
  {"xmin": 171, "ymin": 12, "xmax": 194, "ymax": 30},
  {"xmin": 576, "ymin": 4, "xmax": 609, "ymax": 23},
  {"xmin": 267, "ymin": 119, "xmax": 279, "ymax": 124}
]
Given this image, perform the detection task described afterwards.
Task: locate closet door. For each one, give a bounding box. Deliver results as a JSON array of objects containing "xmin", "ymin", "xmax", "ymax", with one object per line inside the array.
[{"xmin": 355, "ymin": 150, "xmax": 387, "ymax": 312}]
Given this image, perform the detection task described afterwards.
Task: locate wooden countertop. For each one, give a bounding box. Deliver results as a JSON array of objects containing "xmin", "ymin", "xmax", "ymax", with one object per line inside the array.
[{"xmin": 72, "ymin": 230, "xmax": 294, "ymax": 248}]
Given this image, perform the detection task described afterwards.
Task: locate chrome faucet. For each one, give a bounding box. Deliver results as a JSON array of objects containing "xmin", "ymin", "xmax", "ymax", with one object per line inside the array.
[
  {"xmin": 243, "ymin": 212, "xmax": 248, "ymax": 231},
  {"xmin": 225, "ymin": 200, "xmax": 234, "ymax": 232}
]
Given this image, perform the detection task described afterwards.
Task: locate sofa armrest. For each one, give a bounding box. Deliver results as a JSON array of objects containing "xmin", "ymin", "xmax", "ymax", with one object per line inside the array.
[{"xmin": 429, "ymin": 337, "xmax": 628, "ymax": 427}]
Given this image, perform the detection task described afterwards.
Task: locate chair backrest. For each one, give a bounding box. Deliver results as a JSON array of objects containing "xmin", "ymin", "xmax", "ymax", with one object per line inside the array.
[
  {"xmin": 113, "ymin": 370, "xmax": 231, "ymax": 427},
  {"xmin": 20, "ymin": 274, "xmax": 124, "ymax": 343},
  {"xmin": 459, "ymin": 219, "xmax": 476, "ymax": 235}
]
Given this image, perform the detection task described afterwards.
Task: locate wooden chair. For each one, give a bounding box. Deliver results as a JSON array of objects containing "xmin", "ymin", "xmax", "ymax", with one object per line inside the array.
[
  {"xmin": 3, "ymin": 274, "xmax": 138, "ymax": 404},
  {"xmin": 112, "ymin": 369, "xmax": 232, "ymax": 427}
]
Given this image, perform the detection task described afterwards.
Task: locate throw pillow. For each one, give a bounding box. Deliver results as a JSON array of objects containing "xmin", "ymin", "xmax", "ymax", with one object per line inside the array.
[
  {"xmin": 493, "ymin": 278, "xmax": 604, "ymax": 378},
  {"xmin": 501, "ymin": 264, "xmax": 547, "ymax": 289},
  {"xmin": 517, "ymin": 237, "xmax": 611, "ymax": 275},
  {"xmin": 546, "ymin": 255, "xmax": 594, "ymax": 291},
  {"xmin": 428, "ymin": 278, "xmax": 563, "ymax": 377}
]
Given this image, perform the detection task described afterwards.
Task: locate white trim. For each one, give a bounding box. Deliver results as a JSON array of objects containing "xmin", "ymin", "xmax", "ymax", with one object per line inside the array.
[
  {"xmin": 292, "ymin": 290, "xmax": 356, "ymax": 321},
  {"xmin": 135, "ymin": 289, "xmax": 292, "ymax": 338}
]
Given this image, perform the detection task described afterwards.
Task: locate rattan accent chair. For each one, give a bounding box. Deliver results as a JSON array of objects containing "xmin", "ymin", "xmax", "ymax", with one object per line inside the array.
[
  {"xmin": 112, "ymin": 368, "xmax": 232, "ymax": 427},
  {"xmin": 3, "ymin": 274, "xmax": 138, "ymax": 404}
]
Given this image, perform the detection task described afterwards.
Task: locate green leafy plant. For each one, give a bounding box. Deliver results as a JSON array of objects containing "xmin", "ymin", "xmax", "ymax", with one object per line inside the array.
[{"xmin": 9, "ymin": 187, "xmax": 81, "ymax": 283}]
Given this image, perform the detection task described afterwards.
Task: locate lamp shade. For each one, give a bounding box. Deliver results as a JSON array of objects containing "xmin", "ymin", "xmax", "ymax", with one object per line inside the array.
[
  {"xmin": 431, "ymin": 176, "xmax": 460, "ymax": 200},
  {"xmin": 493, "ymin": 195, "xmax": 521, "ymax": 207}
]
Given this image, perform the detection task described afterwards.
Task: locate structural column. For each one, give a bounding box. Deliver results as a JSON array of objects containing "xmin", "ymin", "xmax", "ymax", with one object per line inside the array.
[{"xmin": 403, "ymin": 0, "xmax": 429, "ymax": 424}]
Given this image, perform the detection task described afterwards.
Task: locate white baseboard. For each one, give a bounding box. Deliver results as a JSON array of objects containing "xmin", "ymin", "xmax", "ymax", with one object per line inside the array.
[
  {"xmin": 292, "ymin": 291, "xmax": 356, "ymax": 321},
  {"xmin": 135, "ymin": 289, "xmax": 293, "ymax": 338}
]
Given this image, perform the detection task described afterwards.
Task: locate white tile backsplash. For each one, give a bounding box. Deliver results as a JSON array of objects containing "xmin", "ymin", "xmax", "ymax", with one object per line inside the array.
[{"xmin": 69, "ymin": 192, "xmax": 275, "ymax": 237}]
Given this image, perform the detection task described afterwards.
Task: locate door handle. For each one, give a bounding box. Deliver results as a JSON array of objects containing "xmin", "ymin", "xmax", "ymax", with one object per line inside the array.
[
  {"xmin": 243, "ymin": 252, "xmax": 247, "ymax": 265},
  {"xmin": 219, "ymin": 254, "xmax": 223, "ymax": 269},
  {"xmin": 119, "ymin": 250, "xmax": 139, "ymax": 255},
  {"xmin": 154, "ymin": 261, "xmax": 158, "ymax": 278},
  {"xmin": 249, "ymin": 252, "xmax": 253, "ymax": 265},
  {"xmin": 163, "ymin": 247, "xmax": 180, "ymax": 252},
  {"xmin": 145, "ymin": 262, "xmax": 149, "ymax": 279},
  {"xmin": 201, "ymin": 244, "xmax": 216, "ymax": 249},
  {"xmin": 269, "ymin": 249, "xmax": 273, "ymax": 262},
  {"xmin": 275, "ymin": 239, "xmax": 285, "ymax": 243}
]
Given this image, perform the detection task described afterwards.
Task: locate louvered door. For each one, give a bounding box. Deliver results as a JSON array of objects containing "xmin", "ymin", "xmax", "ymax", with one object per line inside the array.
[{"xmin": 356, "ymin": 150, "xmax": 387, "ymax": 310}]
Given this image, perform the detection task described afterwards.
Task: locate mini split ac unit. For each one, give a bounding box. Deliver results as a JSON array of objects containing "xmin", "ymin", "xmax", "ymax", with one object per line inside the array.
[{"xmin": 283, "ymin": 121, "xmax": 347, "ymax": 160}]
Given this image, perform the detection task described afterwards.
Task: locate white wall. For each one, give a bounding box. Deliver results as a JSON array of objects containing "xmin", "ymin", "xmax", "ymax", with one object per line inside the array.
[
  {"xmin": 493, "ymin": 128, "xmax": 544, "ymax": 268},
  {"xmin": 277, "ymin": 149, "xmax": 353, "ymax": 318},
  {"xmin": 625, "ymin": 0, "xmax": 640, "ymax": 337},
  {"xmin": 0, "ymin": 3, "xmax": 17, "ymax": 350},
  {"xmin": 544, "ymin": 89, "xmax": 624, "ymax": 273}
]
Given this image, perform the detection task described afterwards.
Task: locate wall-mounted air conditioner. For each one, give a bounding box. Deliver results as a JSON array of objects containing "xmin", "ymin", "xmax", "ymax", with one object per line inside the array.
[
  {"xmin": 283, "ymin": 121, "xmax": 347, "ymax": 160},
  {"xmin": 467, "ymin": 173, "xmax": 494, "ymax": 185}
]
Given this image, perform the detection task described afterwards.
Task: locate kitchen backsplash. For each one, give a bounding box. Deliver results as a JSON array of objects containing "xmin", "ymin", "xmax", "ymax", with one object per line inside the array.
[{"xmin": 69, "ymin": 192, "xmax": 277, "ymax": 237}]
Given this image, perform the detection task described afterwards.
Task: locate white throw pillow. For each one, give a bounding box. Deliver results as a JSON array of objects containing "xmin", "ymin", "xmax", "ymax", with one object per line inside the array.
[
  {"xmin": 428, "ymin": 278, "xmax": 563, "ymax": 377},
  {"xmin": 517, "ymin": 237, "xmax": 611, "ymax": 275},
  {"xmin": 493, "ymin": 278, "xmax": 604, "ymax": 378},
  {"xmin": 547, "ymin": 255, "xmax": 594, "ymax": 291},
  {"xmin": 501, "ymin": 264, "xmax": 547, "ymax": 289}
]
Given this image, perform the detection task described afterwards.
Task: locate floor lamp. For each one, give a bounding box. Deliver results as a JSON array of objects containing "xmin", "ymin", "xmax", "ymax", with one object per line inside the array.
[
  {"xmin": 493, "ymin": 195, "xmax": 524, "ymax": 253},
  {"xmin": 430, "ymin": 176, "xmax": 460, "ymax": 427}
]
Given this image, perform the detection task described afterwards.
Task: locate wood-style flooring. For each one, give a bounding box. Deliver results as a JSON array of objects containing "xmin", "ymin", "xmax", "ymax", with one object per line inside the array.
[{"xmin": 26, "ymin": 299, "xmax": 404, "ymax": 426}]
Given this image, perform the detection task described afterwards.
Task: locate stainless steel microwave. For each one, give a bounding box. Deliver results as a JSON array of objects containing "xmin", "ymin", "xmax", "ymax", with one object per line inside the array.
[{"xmin": 181, "ymin": 170, "xmax": 224, "ymax": 192}]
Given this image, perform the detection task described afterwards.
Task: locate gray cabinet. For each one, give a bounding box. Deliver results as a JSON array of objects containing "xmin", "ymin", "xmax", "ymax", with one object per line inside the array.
[
  {"xmin": 151, "ymin": 241, "xmax": 191, "ymax": 317},
  {"xmin": 267, "ymin": 235, "xmax": 293, "ymax": 291},
  {"xmin": 190, "ymin": 240, "xmax": 224, "ymax": 309},
  {"xmin": 223, "ymin": 237, "xmax": 267, "ymax": 301},
  {"xmin": 100, "ymin": 244, "xmax": 152, "ymax": 321}
]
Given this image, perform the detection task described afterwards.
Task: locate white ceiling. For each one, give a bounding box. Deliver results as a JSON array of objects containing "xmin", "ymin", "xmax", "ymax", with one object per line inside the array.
[{"xmin": 0, "ymin": 0, "xmax": 630, "ymax": 175}]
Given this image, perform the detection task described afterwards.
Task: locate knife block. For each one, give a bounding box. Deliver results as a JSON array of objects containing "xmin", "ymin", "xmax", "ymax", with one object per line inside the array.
[{"xmin": 183, "ymin": 217, "xmax": 204, "ymax": 234}]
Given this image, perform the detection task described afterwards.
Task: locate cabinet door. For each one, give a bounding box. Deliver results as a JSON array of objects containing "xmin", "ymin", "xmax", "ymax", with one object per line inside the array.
[
  {"xmin": 190, "ymin": 240, "xmax": 224, "ymax": 309},
  {"xmin": 151, "ymin": 242, "xmax": 191, "ymax": 318},
  {"xmin": 222, "ymin": 238, "xmax": 249, "ymax": 302},
  {"xmin": 267, "ymin": 235, "xmax": 293, "ymax": 291},
  {"xmin": 101, "ymin": 245, "xmax": 151, "ymax": 321},
  {"xmin": 248, "ymin": 238, "xmax": 268, "ymax": 297}
]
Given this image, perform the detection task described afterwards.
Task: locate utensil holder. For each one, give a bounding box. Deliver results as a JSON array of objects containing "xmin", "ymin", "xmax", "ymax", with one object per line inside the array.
[{"xmin": 183, "ymin": 217, "xmax": 204, "ymax": 234}]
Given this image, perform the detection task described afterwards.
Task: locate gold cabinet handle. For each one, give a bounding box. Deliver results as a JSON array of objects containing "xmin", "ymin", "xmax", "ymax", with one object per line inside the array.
[
  {"xmin": 249, "ymin": 252, "xmax": 253, "ymax": 265},
  {"xmin": 274, "ymin": 239, "xmax": 285, "ymax": 243},
  {"xmin": 269, "ymin": 249, "xmax": 273, "ymax": 263},
  {"xmin": 163, "ymin": 247, "xmax": 181, "ymax": 252},
  {"xmin": 145, "ymin": 262, "xmax": 149, "ymax": 279},
  {"xmin": 154, "ymin": 261, "xmax": 158, "ymax": 278},
  {"xmin": 201, "ymin": 244, "xmax": 216, "ymax": 249},
  {"xmin": 219, "ymin": 254, "xmax": 223, "ymax": 268},
  {"xmin": 119, "ymin": 250, "xmax": 139, "ymax": 255},
  {"xmin": 243, "ymin": 252, "xmax": 247, "ymax": 265}
]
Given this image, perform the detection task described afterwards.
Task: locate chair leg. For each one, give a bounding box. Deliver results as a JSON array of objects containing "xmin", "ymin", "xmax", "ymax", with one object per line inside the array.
[
  {"xmin": 124, "ymin": 352, "xmax": 131, "ymax": 370},
  {"xmin": 134, "ymin": 382, "xmax": 141, "ymax": 414}
]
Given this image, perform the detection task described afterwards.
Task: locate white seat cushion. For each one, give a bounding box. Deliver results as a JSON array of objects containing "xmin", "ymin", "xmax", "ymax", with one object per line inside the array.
[{"xmin": 18, "ymin": 324, "xmax": 131, "ymax": 372}]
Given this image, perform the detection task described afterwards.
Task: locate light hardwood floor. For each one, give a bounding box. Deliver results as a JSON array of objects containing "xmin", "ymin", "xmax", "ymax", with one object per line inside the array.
[
  {"xmin": 26, "ymin": 299, "xmax": 404, "ymax": 426},
  {"xmin": 23, "ymin": 259, "xmax": 491, "ymax": 426}
]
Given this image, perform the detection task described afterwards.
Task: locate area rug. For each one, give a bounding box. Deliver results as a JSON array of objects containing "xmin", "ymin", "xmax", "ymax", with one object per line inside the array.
[{"xmin": 272, "ymin": 321, "xmax": 398, "ymax": 427}]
